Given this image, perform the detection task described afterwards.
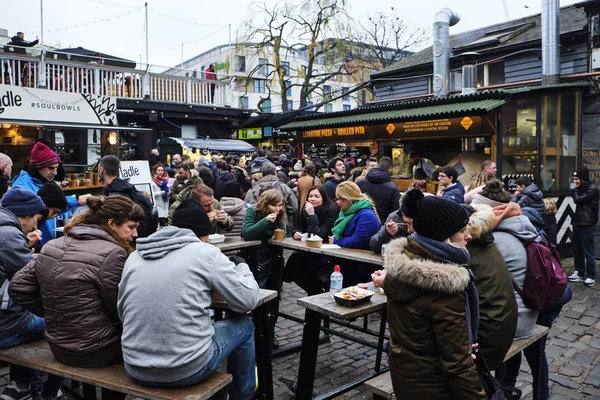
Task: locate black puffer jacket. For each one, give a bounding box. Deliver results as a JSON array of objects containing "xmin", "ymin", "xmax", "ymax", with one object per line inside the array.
[
  {"xmin": 293, "ymin": 204, "xmax": 339, "ymax": 239},
  {"xmin": 573, "ymin": 182, "xmax": 600, "ymax": 226},
  {"xmin": 357, "ymin": 168, "xmax": 400, "ymax": 223}
]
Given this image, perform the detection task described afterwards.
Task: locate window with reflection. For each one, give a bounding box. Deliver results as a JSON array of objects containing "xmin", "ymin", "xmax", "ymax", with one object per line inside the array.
[
  {"xmin": 502, "ymin": 96, "xmax": 537, "ymax": 189},
  {"xmin": 540, "ymin": 92, "xmax": 580, "ymax": 192}
]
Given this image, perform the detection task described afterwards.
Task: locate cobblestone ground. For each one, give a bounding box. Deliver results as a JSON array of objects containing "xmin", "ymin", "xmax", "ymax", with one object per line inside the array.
[{"xmin": 0, "ymin": 258, "xmax": 599, "ymax": 400}]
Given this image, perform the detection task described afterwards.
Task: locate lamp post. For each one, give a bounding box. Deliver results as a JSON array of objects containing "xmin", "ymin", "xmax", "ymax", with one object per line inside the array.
[{"xmin": 37, "ymin": 0, "xmax": 47, "ymax": 88}]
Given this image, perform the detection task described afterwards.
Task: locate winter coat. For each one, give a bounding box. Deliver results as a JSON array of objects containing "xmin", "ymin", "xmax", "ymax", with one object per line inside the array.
[
  {"xmin": 105, "ymin": 178, "xmax": 157, "ymax": 239},
  {"xmin": 333, "ymin": 207, "xmax": 381, "ymax": 286},
  {"xmin": 241, "ymin": 206, "xmax": 285, "ymax": 288},
  {"xmin": 296, "ymin": 175, "xmax": 321, "ymax": 215},
  {"xmin": 357, "ymin": 168, "xmax": 400, "ymax": 223},
  {"xmin": 543, "ymin": 213, "xmax": 558, "ymax": 246},
  {"xmin": 219, "ymin": 197, "xmax": 249, "ymax": 238},
  {"xmin": 293, "ymin": 204, "xmax": 339, "ymax": 240},
  {"xmin": 369, "ymin": 210, "xmax": 408, "ymax": 254},
  {"xmin": 12, "ymin": 170, "xmax": 79, "ymax": 245},
  {"xmin": 244, "ymin": 175, "xmax": 298, "ymax": 222},
  {"xmin": 208, "ymin": 199, "xmax": 234, "ymax": 234},
  {"xmin": 383, "ymin": 237, "xmax": 486, "ymax": 400},
  {"xmin": 493, "ymin": 215, "xmax": 540, "ymax": 339},
  {"xmin": 167, "ymin": 176, "xmax": 204, "ymax": 225},
  {"xmin": 466, "ymin": 205, "xmax": 518, "ymax": 370},
  {"xmin": 150, "ymin": 180, "xmax": 169, "ymax": 219},
  {"xmin": 511, "ymin": 184, "xmax": 545, "ymax": 215},
  {"xmin": 0, "ymin": 208, "xmax": 35, "ymax": 340},
  {"xmin": 572, "ymin": 182, "xmax": 600, "ymax": 226},
  {"xmin": 171, "ymin": 175, "xmax": 204, "ymax": 200},
  {"xmin": 440, "ymin": 181, "xmax": 465, "ymax": 204},
  {"xmin": 7, "ymin": 35, "xmax": 38, "ymax": 54},
  {"xmin": 118, "ymin": 227, "xmax": 259, "ymax": 383},
  {"xmin": 232, "ymin": 166, "xmax": 251, "ymax": 194},
  {"xmin": 324, "ymin": 176, "xmax": 344, "ymax": 200},
  {"xmin": 464, "ymin": 185, "xmax": 484, "ymax": 204},
  {"xmin": 148, "ymin": 154, "xmax": 160, "ymax": 169},
  {"xmin": 214, "ymin": 171, "xmax": 242, "ymax": 200},
  {"xmin": 195, "ymin": 165, "xmax": 215, "ymax": 188},
  {"xmin": 9, "ymin": 224, "xmax": 126, "ymax": 367}
]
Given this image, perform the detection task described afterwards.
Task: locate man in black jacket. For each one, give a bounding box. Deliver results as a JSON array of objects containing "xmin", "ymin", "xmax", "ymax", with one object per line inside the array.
[
  {"xmin": 568, "ymin": 167, "xmax": 600, "ymax": 286},
  {"xmin": 357, "ymin": 156, "xmax": 400, "ymax": 223},
  {"xmin": 98, "ymin": 155, "xmax": 157, "ymax": 239},
  {"xmin": 5, "ymin": 32, "xmax": 38, "ymax": 54}
]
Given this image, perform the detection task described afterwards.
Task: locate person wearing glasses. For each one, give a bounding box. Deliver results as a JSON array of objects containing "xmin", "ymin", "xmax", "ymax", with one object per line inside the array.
[
  {"xmin": 436, "ymin": 166, "xmax": 465, "ymax": 204},
  {"xmin": 329, "ymin": 181, "xmax": 381, "ymax": 286}
]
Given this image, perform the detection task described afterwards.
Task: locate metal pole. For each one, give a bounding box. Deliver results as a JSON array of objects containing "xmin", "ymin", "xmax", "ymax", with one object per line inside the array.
[
  {"xmin": 145, "ymin": 2, "xmax": 149, "ymax": 67},
  {"xmin": 38, "ymin": 0, "xmax": 47, "ymax": 88},
  {"xmin": 181, "ymin": 42, "xmax": 183, "ymax": 69}
]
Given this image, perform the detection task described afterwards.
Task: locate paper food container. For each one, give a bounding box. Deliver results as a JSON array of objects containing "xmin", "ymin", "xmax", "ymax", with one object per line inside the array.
[{"xmin": 305, "ymin": 238, "xmax": 323, "ymax": 248}]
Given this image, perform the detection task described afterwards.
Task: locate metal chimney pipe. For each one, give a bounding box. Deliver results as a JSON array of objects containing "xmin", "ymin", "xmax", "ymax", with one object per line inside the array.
[
  {"xmin": 433, "ymin": 8, "xmax": 460, "ymax": 97},
  {"xmin": 461, "ymin": 65, "xmax": 477, "ymax": 95},
  {"xmin": 541, "ymin": 0, "xmax": 560, "ymax": 85}
]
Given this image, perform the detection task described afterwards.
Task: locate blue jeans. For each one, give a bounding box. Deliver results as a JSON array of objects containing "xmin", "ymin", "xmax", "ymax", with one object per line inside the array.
[
  {"xmin": 0, "ymin": 315, "xmax": 62, "ymax": 398},
  {"xmin": 573, "ymin": 225, "xmax": 596, "ymax": 280},
  {"xmin": 504, "ymin": 286, "xmax": 573, "ymax": 400},
  {"xmin": 130, "ymin": 315, "xmax": 256, "ymax": 400}
]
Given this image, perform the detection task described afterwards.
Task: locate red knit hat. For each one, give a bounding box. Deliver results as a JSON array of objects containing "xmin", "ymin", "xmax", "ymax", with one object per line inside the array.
[{"xmin": 30, "ymin": 142, "xmax": 61, "ymax": 168}]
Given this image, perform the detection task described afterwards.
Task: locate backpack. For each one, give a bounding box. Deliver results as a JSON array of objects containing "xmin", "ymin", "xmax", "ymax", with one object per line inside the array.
[{"xmin": 513, "ymin": 234, "xmax": 568, "ymax": 311}]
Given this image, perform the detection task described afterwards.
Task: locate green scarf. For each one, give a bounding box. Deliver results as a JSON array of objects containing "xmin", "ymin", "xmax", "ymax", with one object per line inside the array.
[{"xmin": 331, "ymin": 199, "xmax": 373, "ymax": 239}]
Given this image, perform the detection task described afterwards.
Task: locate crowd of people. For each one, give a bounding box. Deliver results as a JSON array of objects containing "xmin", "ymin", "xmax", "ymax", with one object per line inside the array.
[{"xmin": 0, "ymin": 140, "xmax": 595, "ymax": 400}]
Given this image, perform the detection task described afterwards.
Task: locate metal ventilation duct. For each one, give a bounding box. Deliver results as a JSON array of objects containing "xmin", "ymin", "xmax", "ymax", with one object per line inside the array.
[
  {"xmin": 541, "ymin": 0, "xmax": 560, "ymax": 85},
  {"xmin": 433, "ymin": 8, "xmax": 460, "ymax": 97},
  {"xmin": 462, "ymin": 65, "xmax": 477, "ymax": 95}
]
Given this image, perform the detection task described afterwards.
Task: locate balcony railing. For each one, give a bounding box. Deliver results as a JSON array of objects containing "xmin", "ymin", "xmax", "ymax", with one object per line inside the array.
[{"xmin": 0, "ymin": 51, "xmax": 231, "ymax": 107}]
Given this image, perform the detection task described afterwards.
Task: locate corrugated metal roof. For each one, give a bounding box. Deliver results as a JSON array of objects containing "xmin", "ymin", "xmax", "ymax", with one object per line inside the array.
[{"xmin": 281, "ymin": 99, "xmax": 506, "ymax": 131}]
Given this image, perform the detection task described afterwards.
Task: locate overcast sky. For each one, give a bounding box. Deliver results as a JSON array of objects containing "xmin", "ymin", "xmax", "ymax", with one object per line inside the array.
[{"xmin": 2, "ymin": 0, "xmax": 583, "ymax": 69}]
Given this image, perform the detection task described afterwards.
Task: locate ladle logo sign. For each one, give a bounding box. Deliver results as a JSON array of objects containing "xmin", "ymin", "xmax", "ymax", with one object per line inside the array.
[{"xmin": 0, "ymin": 91, "xmax": 23, "ymax": 115}]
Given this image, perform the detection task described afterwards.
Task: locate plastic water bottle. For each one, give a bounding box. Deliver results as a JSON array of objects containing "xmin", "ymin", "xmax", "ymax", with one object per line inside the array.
[{"xmin": 329, "ymin": 265, "xmax": 343, "ymax": 294}]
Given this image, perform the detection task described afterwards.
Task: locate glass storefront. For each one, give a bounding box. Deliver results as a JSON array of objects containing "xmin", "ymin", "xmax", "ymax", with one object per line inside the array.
[{"xmin": 501, "ymin": 90, "xmax": 580, "ymax": 193}]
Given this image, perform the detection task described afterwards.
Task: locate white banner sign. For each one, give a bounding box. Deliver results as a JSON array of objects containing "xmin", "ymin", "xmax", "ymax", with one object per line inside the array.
[
  {"xmin": 0, "ymin": 84, "xmax": 118, "ymax": 126},
  {"xmin": 119, "ymin": 161, "xmax": 155, "ymax": 206}
]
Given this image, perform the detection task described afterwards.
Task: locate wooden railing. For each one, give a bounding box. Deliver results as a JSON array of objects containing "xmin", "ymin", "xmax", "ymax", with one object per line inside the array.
[{"xmin": 0, "ymin": 52, "xmax": 231, "ymax": 107}]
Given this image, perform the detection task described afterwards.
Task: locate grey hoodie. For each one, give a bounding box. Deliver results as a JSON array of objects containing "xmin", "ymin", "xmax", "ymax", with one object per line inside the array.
[
  {"xmin": 118, "ymin": 226, "xmax": 259, "ymax": 382},
  {"xmin": 493, "ymin": 215, "xmax": 539, "ymax": 339}
]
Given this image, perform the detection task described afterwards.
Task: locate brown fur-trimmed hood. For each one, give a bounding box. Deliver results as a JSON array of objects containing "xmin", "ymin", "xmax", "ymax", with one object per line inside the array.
[{"xmin": 384, "ymin": 237, "xmax": 471, "ymax": 296}]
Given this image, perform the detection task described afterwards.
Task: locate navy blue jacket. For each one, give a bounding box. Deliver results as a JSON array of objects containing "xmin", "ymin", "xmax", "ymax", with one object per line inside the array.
[
  {"xmin": 511, "ymin": 184, "xmax": 545, "ymax": 215},
  {"xmin": 441, "ymin": 181, "xmax": 465, "ymax": 204}
]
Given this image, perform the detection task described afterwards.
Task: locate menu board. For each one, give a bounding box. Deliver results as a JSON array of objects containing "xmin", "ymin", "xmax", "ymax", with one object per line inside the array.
[{"xmin": 583, "ymin": 150, "xmax": 600, "ymax": 185}]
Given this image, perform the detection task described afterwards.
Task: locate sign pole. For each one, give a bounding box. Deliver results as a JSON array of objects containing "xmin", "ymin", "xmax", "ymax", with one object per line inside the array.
[{"xmin": 38, "ymin": 0, "xmax": 47, "ymax": 88}]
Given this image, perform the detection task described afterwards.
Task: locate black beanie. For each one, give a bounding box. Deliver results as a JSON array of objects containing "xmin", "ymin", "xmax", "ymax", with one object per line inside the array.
[
  {"xmin": 172, "ymin": 198, "xmax": 211, "ymax": 237},
  {"xmin": 573, "ymin": 167, "xmax": 590, "ymax": 182},
  {"xmin": 401, "ymin": 189, "xmax": 469, "ymax": 241},
  {"xmin": 37, "ymin": 182, "xmax": 68, "ymax": 210}
]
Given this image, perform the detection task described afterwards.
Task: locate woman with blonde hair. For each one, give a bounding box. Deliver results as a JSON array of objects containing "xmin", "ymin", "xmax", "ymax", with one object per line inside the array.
[
  {"xmin": 330, "ymin": 181, "xmax": 381, "ymax": 285},
  {"xmin": 464, "ymin": 169, "xmax": 489, "ymax": 204},
  {"xmin": 241, "ymin": 189, "xmax": 285, "ymax": 348},
  {"xmin": 10, "ymin": 196, "xmax": 144, "ymax": 367}
]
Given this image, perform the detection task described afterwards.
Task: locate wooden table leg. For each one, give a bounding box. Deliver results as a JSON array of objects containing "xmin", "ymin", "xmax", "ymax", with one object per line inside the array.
[{"xmin": 295, "ymin": 309, "xmax": 322, "ymax": 400}]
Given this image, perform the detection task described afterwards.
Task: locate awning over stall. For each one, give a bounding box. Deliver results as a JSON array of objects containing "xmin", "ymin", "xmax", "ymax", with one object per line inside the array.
[{"xmin": 163, "ymin": 137, "xmax": 258, "ymax": 153}]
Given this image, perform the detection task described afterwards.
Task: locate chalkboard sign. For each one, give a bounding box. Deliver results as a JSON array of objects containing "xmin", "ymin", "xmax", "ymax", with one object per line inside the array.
[{"xmin": 583, "ymin": 150, "xmax": 600, "ymax": 185}]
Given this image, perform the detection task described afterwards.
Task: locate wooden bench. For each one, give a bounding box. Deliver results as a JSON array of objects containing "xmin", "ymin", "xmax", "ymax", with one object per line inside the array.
[
  {"xmin": 364, "ymin": 324, "xmax": 550, "ymax": 400},
  {"xmin": 0, "ymin": 340, "xmax": 232, "ymax": 400}
]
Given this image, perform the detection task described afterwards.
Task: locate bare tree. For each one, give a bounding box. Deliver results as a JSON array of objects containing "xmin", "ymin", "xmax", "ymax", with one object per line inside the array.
[
  {"xmin": 347, "ymin": 7, "xmax": 430, "ymax": 71},
  {"xmin": 240, "ymin": 0, "xmax": 351, "ymax": 112}
]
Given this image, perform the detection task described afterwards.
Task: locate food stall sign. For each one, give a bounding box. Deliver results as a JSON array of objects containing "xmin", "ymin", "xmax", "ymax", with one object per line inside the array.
[
  {"xmin": 238, "ymin": 127, "xmax": 262, "ymax": 140},
  {"xmin": 119, "ymin": 161, "xmax": 155, "ymax": 206},
  {"xmin": 0, "ymin": 84, "xmax": 117, "ymax": 126},
  {"xmin": 302, "ymin": 125, "xmax": 367, "ymax": 141}
]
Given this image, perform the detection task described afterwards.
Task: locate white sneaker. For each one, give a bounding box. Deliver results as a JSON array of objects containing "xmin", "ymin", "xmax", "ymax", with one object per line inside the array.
[
  {"xmin": 584, "ymin": 278, "xmax": 596, "ymax": 287},
  {"xmin": 568, "ymin": 272, "xmax": 584, "ymax": 282}
]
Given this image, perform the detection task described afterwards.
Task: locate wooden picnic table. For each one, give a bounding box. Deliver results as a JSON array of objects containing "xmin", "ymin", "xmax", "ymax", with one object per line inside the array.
[
  {"xmin": 269, "ymin": 238, "xmax": 384, "ymax": 266},
  {"xmin": 212, "ymin": 237, "xmax": 261, "ymax": 252}
]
